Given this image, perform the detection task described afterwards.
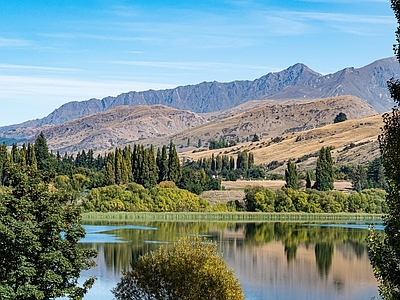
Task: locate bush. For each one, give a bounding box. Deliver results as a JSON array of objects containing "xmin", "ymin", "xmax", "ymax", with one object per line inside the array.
[{"xmin": 112, "ymin": 236, "xmax": 244, "ymax": 300}]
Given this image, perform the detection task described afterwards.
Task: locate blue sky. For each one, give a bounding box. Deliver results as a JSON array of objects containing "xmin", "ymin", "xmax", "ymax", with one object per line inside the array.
[{"xmin": 0, "ymin": 0, "xmax": 396, "ymax": 126}]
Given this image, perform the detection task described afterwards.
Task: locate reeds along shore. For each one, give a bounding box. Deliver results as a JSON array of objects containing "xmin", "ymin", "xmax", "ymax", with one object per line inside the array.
[{"xmin": 81, "ymin": 212, "xmax": 383, "ymax": 223}]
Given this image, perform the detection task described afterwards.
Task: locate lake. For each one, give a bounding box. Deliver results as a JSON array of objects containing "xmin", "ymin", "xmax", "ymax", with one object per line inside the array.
[{"xmin": 77, "ymin": 220, "xmax": 383, "ymax": 300}]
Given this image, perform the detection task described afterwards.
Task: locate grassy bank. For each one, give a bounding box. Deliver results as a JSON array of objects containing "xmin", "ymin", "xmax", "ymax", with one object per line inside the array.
[{"xmin": 81, "ymin": 212, "xmax": 383, "ymax": 223}]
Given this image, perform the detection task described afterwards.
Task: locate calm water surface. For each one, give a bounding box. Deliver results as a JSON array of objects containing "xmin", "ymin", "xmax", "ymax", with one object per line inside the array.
[{"xmin": 77, "ymin": 220, "xmax": 383, "ymax": 300}]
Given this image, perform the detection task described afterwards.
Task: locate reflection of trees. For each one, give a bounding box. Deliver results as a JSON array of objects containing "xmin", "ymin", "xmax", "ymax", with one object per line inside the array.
[
  {"xmin": 285, "ymin": 244, "xmax": 297, "ymax": 262},
  {"xmin": 82, "ymin": 221, "xmax": 373, "ymax": 275},
  {"xmin": 315, "ymin": 242, "xmax": 334, "ymax": 277},
  {"xmin": 243, "ymin": 222, "xmax": 370, "ymax": 272}
]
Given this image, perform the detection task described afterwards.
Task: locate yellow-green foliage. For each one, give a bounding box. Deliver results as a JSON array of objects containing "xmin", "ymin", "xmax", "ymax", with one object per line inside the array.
[
  {"xmin": 150, "ymin": 187, "xmax": 211, "ymax": 212},
  {"xmin": 83, "ymin": 183, "xmax": 212, "ymax": 212},
  {"xmin": 244, "ymin": 186, "xmax": 387, "ymax": 214},
  {"xmin": 156, "ymin": 180, "xmax": 177, "ymax": 188},
  {"xmin": 112, "ymin": 236, "xmax": 245, "ymax": 300}
]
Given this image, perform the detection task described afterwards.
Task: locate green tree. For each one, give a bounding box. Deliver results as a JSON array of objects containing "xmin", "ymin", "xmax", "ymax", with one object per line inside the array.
[
  {"xmin": 167, "ymin": 141, "xmax": 181, "ymax": 183},
  {"xmin": 333, "ymin": 112, "xmax": 347, "ymax": 123},
  {"xmin": 26, "ymin": 143, "xmax": 37, "ymax": 170},
  {"xmin": 251, "ymin": 133, "xmax": 260, "ymax": 142},
  {"xmin": 34, "ymin": 132, "xmax": 51, "ymax": 171},
  {"xmin": 112, "ymin": 236, "xmax": 244, "ymax": 300},
  {"xmin": 0, "ymin": 142, "xmax": 10, "ymax": 185},
  {"xmin": 368, "ymin": 2, "xmax": 400, "ymax": 299},
  {"xmin": 305, "ymin": 171, "xmax": 312, "ymax": 189},
  {"xmin": 314, "ymin": 147, "xmax": 334, "ymax": 191},
  {"xmin": 142, "ymin": 145, "xmax": 158, "ymax": 188},
  {"xmin": 285, "ymin": 159, "xmax": 299, "ymax": 190},
  {"xmin": 0, "ymin": 165, "xmax": 97, "ymax": 299},
  {"xmin": 157, "ymin": 145, "xmax": 169, "ymax": 183},
  {"xmin": 350, "ymin": 164, "xmax": 368, "ymax": 191}
]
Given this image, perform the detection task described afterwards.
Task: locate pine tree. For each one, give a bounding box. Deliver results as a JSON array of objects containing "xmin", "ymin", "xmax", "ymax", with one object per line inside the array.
[
  {"xmin": 314, "ymin": 147, "xmax": 334, "ymax": 191},
  {"xmin": 11, "ymin": 143, "xmax": 20, "ymax": 165},
  {"xmin": 157, "ymin": 145, "xmax": 169, "ymax": 182},
  {"xmin": 123, "ymin": 146, "xmax": 133, "ymax": 182},
  {"xmin": 229, "ymin": 156, "xmax": 235, "ymax": 170},
  {"xmin": 26, "ymin": 143, "xmax": 37, "ymax": 170},
  {"xmin": 285, "ymin": 159, "xmax": 299, "ymax": 190},
  {"xmin": 305, "ymin": 171, "xmax": 312, "ymax": 189},
  {"xmin": 34, "ymin": 132, "xmax": 51, "ymax": 171},
  {"xmin": 248, "ymin": 152, "xmax": 254, "ymax": 169},
  {"xmin": 0, "ymin": 142, "xmax": 10, "ymax": 185},
  {"xmin": 105, "ymin": 152, "xmax": 115, "ymax": 185},
  {"xmin": 114, "ymin": 148, "xmax": 122, "ymax": 184},
  {"xmin": 167, "ymin": 141, "xmax": 182, "ymax": 183},
  {"xmin": 142, "ymin": 145, "xmax": 158, "ymax": 188}
]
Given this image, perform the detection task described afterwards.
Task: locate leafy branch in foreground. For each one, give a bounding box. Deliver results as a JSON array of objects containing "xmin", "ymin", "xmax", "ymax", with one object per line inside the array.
[{"xmin": 0, "ymin": 165, "xmax": 97, "ymax": 300}]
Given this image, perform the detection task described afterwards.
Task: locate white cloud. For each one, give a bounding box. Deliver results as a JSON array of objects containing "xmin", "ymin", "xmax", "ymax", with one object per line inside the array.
[
  {"xmin": 0, "ymin": 63, "xmax": 81, "ymax": 72},
  {"xmin": 0, "ymin": 37, "xmax": 32, "ymax": 47}
]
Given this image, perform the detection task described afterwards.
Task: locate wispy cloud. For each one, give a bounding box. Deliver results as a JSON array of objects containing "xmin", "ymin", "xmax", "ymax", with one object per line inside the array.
[
  {"xmin": 0, "ymin": 63, "xmax": 81, "ymax": 72},
  {"xmin": 0, "ymin": 37, "xmax": 32, "ymax": 47}
]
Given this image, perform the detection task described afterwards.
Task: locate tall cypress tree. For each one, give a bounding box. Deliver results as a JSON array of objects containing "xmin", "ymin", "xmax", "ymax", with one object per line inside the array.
[
  {"xmin": 123, "ymin": 146, "xmax": 133, "ymax": 182},
  {"xmin": 314, "ymin": 147, "xmax": 334, "ymax": 191},
  {"xmin": 34, "ymin": 132, "xmax": 51, "ymax": 171},
  {"xmin": 0, "ymin": 142, "xmax": 10, "ymax": 185},
  {"xmin": 285, "ymin": 159, "xmax": 299, "ymax": 190},
  {"xmin": 26, "ymin": 143, "xmax": 37, "ymax": 170},
  {"xmin": 105, "ymin": 152, "xmax": 115, "ymax": 185},
  {"xmin": 157, "ymin": 145, "xmax": 169, "ymax": 183},
  {"xmin": 143, "ymin": 145, "xmax": 158, "ymax": 188},
  {"xmin": 168, "ymin": 141, "xmax": 181, "ymax": 183}
]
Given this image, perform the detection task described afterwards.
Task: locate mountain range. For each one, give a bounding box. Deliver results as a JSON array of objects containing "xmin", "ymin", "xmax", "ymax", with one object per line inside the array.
[{"xmin": 1, "ymin": 57, "xmax": 399, "ymax": 134}]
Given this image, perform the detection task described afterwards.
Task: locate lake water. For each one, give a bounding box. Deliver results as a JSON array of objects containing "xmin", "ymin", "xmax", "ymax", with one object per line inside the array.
[{"xmin": 77, "ymin": 220, "xmax": 383, "ymax": 300}]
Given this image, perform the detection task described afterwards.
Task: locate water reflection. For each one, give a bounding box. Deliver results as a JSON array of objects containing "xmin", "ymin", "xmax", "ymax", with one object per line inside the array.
[{"xmin": 80, "ymin": 220, "xmax": 382, "ymax": 300}]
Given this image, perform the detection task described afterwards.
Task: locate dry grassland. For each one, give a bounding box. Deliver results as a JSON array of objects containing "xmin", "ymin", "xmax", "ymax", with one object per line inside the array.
[{"xmin": 182, "ymin": 114, "xmax": 383, "ymax": 169}]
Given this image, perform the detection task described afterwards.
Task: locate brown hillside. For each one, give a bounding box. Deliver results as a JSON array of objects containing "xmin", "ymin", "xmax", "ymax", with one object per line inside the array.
[
  {"xmin": 40, "ymin": 105, "xmax": 206, "ymax": 153},
  {"xmin": 138, "ymin": 95, "xmax": 377, "ymax": 151},
  {"xmin": 181, "ymin": 113, "xmax": 383, "ymax": 171}
]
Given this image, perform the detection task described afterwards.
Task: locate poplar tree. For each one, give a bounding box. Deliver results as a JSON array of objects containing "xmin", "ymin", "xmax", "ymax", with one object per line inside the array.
[
  {"xmin": 123, "ymin": 146, "xmax": 133, "ymax": 182},
  {"xmin": 167, "ymin": 141, "xmax": 181, "ymax": 183},
  {"xmin": 0, "ymin": 142, "xmax": 10, "ymax": 185},
  {"xmin": 105, "ymin": 152, "xmax": 115, "ymax": 185},
  {"xmin": 314, "ymin": 147, "xmax": 334, "ymax": 191},
  {"xmin": 140, "ymin": 146, "xmax": 157, "ymax": 189},
  {"xmin": 285, "ymin": 159, "xmax": 299, "ymax": 190},
  {"xmin": 34, "ymin": 132, "xmax": 51, "ymax": 171},
  {"xmin": 157, "ymin": 145, "xmax": 169, "ymax": 182},
  {"xmin": 26, "ymin": 143, "xmax": 37, "ymax": 170}
]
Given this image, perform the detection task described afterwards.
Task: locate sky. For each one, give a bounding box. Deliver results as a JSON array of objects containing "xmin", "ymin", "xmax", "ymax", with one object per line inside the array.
[{"xmin": 0, "ymin": 0, "xmax": 397, "ymax": 126}]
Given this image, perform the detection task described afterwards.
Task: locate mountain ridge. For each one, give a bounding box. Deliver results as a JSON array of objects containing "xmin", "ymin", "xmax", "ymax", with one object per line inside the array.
[{"xmin": 1, "ymin": 57, "xmax": 398, "ymax": 133}]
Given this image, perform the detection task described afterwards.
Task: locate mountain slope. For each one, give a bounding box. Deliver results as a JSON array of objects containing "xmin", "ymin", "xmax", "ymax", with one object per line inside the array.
[
  {"xmin": 3, "ymin": 105, "xmax": 206, "ymax": 153},
  {"xmin": 181, "ymin": 113, "xmax": 383, "ymax": 172},
  {"xmin": 1, "ymin": 57, "xmax": 397, "ymax": 133},
  {"xmin": 136, "ymin": 95, "xmax": 377, "ymax": 151},
  {"xmin": 0, "ymin": 95, "xmax": 376, "ymax": 156}
]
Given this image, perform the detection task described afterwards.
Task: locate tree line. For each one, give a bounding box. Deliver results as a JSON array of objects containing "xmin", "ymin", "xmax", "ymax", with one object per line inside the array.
[{"xmin": 0, "ymin": 132, "xmax": 221, "ymax": 195}]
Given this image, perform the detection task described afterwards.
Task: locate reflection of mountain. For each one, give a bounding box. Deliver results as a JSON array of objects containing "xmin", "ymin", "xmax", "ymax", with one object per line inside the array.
[{"xmin": 81, "ymin": 221, "xmax": 379, "ymax": 300}]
